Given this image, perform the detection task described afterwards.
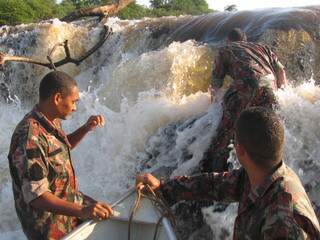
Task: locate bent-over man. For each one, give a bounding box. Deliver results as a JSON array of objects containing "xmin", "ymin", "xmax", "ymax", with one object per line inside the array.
[{"xmin": 202, "ymin": 28, "xmax": 288, "ymax": 172}]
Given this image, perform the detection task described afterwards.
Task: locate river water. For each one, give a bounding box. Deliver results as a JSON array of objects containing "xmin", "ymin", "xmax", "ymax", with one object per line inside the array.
[{"xmin": 0, "ymin": 6, "xmax": 320, "ymax": 239}]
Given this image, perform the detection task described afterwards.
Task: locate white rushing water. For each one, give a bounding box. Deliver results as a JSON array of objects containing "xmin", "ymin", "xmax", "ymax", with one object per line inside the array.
[{"xmin": 0, "ymin": 17, "xmax": 319, "ymax": 240}]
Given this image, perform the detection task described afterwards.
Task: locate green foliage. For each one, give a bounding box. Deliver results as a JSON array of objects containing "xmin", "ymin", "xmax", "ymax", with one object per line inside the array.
[
  {"xmin": 151, "ymin": 0, "xmax": 211, "ymax": 15},
  {"xmin": 69, "ymin": 0, "xmax": 112, "ymax": 9},
  {"xmin": 26, "ymin": 0, "xmax": 57, "ymax": 19},
  {"xmin": 0, "ymin": 0, "xmax": 35, "ymax": 25},
  {"xmin": 117, "ymin": 3, "xmax": 153, "ymax": 20},
  {"xmin": 0, "ymin": 0, "xmax": 62, "ymax": 25},
  {"xmin": 119, "ymin": 0, "xmax": 212, "ymax": 19},
  {"xmin": 55, "ymin": 0, "xmax": 76, "ymax": 18},
  {"xmin": 0, "ymin": 0, "xmax": 213, "ymax": 26},
  {"xmin": 150, "ymin": 0, "xmax": 167, "ymax": 9}
]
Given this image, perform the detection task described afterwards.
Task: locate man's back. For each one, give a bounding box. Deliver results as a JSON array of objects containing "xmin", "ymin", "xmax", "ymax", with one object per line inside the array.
[
  {"xmin": 214, "ymin": 41, "xmax": 284, "ymax": 90},
  {"xmin": 235, "ymin": 164, "xmax": 320, "ymax": 239},
  {"xmin": 159, "ymin": 163, "xmax": 320, "ymax": 239}
]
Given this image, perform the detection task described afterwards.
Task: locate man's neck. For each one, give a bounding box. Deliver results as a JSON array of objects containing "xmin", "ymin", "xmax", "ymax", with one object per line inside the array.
[
  {"xmin": 246, "ymin": 165, "xmax": 268, "ymax": 191},
  {"xmin": 37, "ymin": 101, "xmax": 57, "ymax": 123}
]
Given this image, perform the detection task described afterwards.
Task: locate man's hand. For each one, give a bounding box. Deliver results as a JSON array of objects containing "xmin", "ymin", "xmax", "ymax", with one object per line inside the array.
[
  {"xmin": 80, "ymin": 202, "xmax": 113, "ymax": 221},
  {"xmin": 136, "ymin": 173, "xmax": 160, "ymax": 191},
  {"xmin": 85, "ymin": 115, "xmax": 105, "ymax": 131}
]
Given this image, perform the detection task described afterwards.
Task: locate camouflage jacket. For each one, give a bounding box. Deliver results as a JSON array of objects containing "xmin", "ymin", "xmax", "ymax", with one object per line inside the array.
[
  {"xmin": 160, "ymin": 163, "xmax": 320, "ymax": 239},
  {"xmin": 8, "ymin": 106, "xmax": 83, "ymax": 240},
  {"xmin": 212, "ymin": 41, "xmax": 286, "ymax": 91}
]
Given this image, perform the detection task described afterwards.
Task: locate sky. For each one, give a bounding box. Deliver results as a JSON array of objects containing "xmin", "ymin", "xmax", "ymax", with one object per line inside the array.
[{"xmin": 136, "ymin": 0, "xmax": 320, "ymax": 11}]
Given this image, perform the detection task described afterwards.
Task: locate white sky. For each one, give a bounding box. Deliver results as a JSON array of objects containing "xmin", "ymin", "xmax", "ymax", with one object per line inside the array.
[{"xmin": 136, "ymin": 0, "xmax": 320, "ymax": 11}]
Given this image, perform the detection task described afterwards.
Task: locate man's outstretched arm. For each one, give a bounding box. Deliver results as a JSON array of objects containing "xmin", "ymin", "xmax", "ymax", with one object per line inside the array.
[
  {"xmin": 136, "ymin": 169, "xmax": 247, "ymax": 206},
  {"xmin": 67, "ymin": 115, "xmax": 105, "ymax": 149},
  {"xmin": 30, "ymin": 192, "xmax": 113, "ymax": 220}
]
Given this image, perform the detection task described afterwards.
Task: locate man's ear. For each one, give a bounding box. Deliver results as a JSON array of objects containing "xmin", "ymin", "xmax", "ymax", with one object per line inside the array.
[{"xmin": 53, "ymin": 92, "xmax": 62, "ymax": 106}]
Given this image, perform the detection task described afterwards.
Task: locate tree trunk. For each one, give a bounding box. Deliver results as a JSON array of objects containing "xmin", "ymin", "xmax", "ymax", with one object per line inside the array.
[{"xmin": 61, "ymin": 0, "xmax": 134, "ymax": 22}]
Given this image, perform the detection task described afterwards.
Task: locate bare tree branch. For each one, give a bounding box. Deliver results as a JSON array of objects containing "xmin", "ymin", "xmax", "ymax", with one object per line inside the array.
[
  {"xmin": 61, "ymin": 0, "xmax": 134, "ymax": 23},
  {"xmin": 0, "ymin": 25, "xmax": 112, "ymax": 70}
]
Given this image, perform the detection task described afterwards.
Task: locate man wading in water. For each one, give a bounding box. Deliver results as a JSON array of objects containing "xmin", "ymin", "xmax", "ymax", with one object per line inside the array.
[
  {"xmin": 137, "ymin": 107, "xmax": 320, "ymax": 239},
  {"xmin": 201, "ymin": 28, "xmax": 288, "ymax": 173},
  {"xmin": 8, "ymin": 71, "xmax": 113, "ymax": 239}
]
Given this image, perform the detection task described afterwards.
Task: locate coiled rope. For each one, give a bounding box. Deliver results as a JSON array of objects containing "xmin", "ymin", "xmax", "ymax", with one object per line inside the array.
[{"xmin": 128, "ymin": 184, "xmax": 176, "ymax": 240}]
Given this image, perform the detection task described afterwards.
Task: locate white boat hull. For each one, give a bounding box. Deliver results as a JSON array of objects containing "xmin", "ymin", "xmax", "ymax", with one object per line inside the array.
[{"xmin": 62, "ymin": 189, "xmax": 176, "ymax": 240}]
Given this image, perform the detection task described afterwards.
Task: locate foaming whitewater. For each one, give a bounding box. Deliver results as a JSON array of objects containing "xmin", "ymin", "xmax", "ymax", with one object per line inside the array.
[
  {"xmin": 277, "ymin": 82, "xmax": 320, "ymax": 203},
  {"xmin": 0, "ymin": 17, "xmax": 214, "ymax": 239},
  {"xmin": 0, "ymin": 7, "xmax": 320, "ymax": 240},
  {"xmin": 137, "ymin": 82, "xmax": 320, "ymax": 239}
]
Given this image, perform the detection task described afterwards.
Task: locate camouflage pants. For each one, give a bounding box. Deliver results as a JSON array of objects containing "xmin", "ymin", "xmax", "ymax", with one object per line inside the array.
[{"xmin": 200, "ymin": 85, "xmax": 277, "ymax": 173}]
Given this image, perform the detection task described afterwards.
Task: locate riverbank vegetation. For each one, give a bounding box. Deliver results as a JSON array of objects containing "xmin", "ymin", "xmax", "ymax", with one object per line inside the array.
[{"xmin": 0, "ymin": 0, "xmax": 213, "ymax": 26}]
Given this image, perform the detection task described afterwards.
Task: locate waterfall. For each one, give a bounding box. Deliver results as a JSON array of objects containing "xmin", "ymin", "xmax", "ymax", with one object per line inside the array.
[{"xmin": 0, "ymin": 6, "xmax": 320, "ymax": 239}]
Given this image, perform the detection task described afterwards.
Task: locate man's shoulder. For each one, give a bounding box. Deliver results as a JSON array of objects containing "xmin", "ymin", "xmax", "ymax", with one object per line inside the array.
[
  {"xmin": 220, "ymin": 41, "xmax": 273, "ymax": 59},
  {"xmin": 268, "ymin": 167, "xmax": 309, "ymax": 206},
  {"xmin": 10, "ymin": 110, "xmax": 45, "ymax": 148},
  {"xmin": 228, "ymin": 41, "xmax": 273, "ymax": 52},
  {"xmin": 262, "ymin": 189, "xmax": 320, "ymax": 239},
  {"xmin": 264, "ymin": 165, "xmax": 320, "ymax": 232},
  {"xmin": 280, "ymin": 165, "xmax": 310, "ymax": 203},
  {"xmin": 14, "ymin": 112, "xmax": 41, "ymax": 137},
  {"xmin": 261, "ymin": 188, "xmax": 308, "ymax": 237}
]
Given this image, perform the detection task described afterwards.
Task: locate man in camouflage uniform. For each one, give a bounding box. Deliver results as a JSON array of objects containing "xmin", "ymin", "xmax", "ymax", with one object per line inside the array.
[
  {"xmin": 137, "ymin": 107, "xmax": 320, "ymax": 239},
  {"xmin": 8, "ymin": 71, "xmax": 113, "ymax": 240},
  {"xmin": 201, "ymin": 28, "xmax": 288, "ymax": 172}
]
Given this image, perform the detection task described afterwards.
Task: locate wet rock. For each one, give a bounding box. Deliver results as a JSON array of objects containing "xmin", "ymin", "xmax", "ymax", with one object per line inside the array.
[{"xmin": 259, "ymin": 29, "xmax": 318, "ymax": 85}]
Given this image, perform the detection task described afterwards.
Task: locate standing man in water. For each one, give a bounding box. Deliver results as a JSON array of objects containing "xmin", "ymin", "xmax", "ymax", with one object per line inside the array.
[
  {"xmin": 8, "ymin": 71, "xmax": 113, "ymax": 240},
  {"xmin": 137, "ymin": 107, "xmax": 320, "ymax": 239},
  {"xmin": 201, "ymin": 28, "xmax": 288, "ymax": 172}
]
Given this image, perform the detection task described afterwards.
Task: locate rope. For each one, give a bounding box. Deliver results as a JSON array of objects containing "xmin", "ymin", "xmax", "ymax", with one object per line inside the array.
[
  {"xmin": 145, "ymin": 185, "xmax": 176, "ymax": 228},
  {"xmin": 127, "ymin": 184, "xmax": 176, "ymax": 240},
  {"xmin": 127, "ymin": 187, "xmax": 142, "ymax": 240}
]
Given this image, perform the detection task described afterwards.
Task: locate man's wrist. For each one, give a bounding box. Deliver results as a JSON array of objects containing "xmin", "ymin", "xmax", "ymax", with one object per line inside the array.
[
  {"xmin": 83, "ymin": 123, "xmax": 91, "ymax": 132},
  {"xmin": 76, "ymin": 204, "xmax": 85, "ymax": 219}
]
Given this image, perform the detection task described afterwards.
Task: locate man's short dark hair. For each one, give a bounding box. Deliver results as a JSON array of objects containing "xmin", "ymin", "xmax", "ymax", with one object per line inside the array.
[
  {"xmin": 235, "ymin": 107, "xmax": 284, "ymax": 169},
  {"xmin": 227, "ymin": 28, "xmax": 247, "ymax": 42},
  {"xmin": 39, "ymin": 71, "xmax": 77, "ymax": 101}
]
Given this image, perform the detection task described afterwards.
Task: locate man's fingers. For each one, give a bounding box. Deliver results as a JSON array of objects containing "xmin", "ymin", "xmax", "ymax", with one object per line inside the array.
[
  {"xmin": 93, "ymin": 206, "xmax": 109, "ymax": 220},
  {"xmin": 96, "ymin": 115, "xmax": 105, "ymax": 127},
  {"xmin": 136, "ymin": 182, "xmax": 145, "ymax": 191},
  {"xmin": 97, "ymin": 202, "xmax": 113, "ymax": 216},
  {"xmin": 89, "ymin": 115, "xmax": 105, "ymax": 128},
  {"xmin": 136, "ymin": 173, "xmax": 160, "ymax": 190},
  {"xmin": 99, "ymin": 115, "xmax": 105, "ymax": 126}
]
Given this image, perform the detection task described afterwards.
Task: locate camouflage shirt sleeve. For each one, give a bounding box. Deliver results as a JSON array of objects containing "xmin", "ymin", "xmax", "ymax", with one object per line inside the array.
[
  {"xmin": 160, "ymin": 168, "xmax": 247, "ymax": 206},
  {"xmin": 19, "ymin": 122, "xmax": 51, "ymax": 204}
]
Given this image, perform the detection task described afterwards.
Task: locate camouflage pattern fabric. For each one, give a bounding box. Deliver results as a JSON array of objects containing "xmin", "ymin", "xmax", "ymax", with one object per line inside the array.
[
  {"xmin": 8, "ymin": 106, "xmax": 83, "ymax": 240},
  {"xmin": 201, "ymin": 41, "xmax": 285, "ymax": 172},
  {"xmin": 160, "ymin": 162, "xmax": 320, "ymax": 239}
]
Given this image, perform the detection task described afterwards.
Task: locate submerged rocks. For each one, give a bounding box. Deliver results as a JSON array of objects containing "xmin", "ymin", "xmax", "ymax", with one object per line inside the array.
[{"xmin": 260, "ymin": 29, "xmax": 319, "ymax": 85}]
